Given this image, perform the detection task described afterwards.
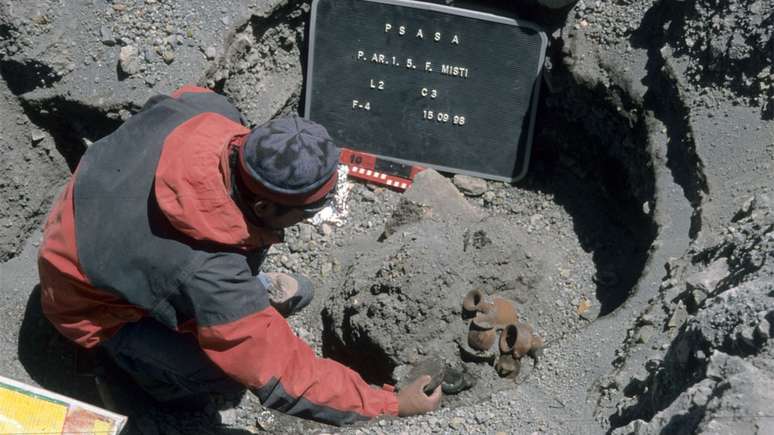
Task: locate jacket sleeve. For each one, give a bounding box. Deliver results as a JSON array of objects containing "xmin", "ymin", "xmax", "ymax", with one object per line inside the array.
[{"xmin": 182, "ymin": 252, "xmax": 399, "ymax": 425}]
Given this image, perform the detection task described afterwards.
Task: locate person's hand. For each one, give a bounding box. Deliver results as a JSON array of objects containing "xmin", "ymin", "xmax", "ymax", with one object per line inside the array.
[{"xmin": 397, "ymin": 375, "xmax": 442, "ymax": 417}]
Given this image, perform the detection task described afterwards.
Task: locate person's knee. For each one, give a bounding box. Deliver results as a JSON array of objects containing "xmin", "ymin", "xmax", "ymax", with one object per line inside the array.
[{"xmin": 99, "ymin": 318, "xmax": 244, "ymax": 401}]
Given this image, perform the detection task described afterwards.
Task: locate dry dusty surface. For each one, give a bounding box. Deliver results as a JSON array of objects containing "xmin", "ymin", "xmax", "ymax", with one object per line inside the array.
[{"xmin": 1, "ymin": 0, "xmax": 773, "ymax": 434}]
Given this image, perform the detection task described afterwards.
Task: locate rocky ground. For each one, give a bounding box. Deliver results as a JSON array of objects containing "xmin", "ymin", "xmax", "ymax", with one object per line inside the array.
[{"xmin": 0, "ymin": 0, "xmax": 773, "ymax": 434}]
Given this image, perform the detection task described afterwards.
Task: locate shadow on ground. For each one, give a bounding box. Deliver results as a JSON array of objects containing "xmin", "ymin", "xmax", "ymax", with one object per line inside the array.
[
  {"xmin": 520, "ymin": 75, "xmax": 657, "ymax": 316},
  {"xmin": 17, "ymin": 285, "xmax": 101, "ymax": 404}
]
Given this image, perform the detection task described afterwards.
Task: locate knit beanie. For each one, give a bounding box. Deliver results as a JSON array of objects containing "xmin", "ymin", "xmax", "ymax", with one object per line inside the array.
[{"xmin": 238, "ymin": 116, "xmax": 339, "ymax": 206}]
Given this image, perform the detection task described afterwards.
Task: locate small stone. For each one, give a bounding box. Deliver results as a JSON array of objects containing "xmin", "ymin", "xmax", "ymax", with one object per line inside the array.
[
  {"xmin": 756, "ymin": 318, "xmax": 771, "ymax": 340},
  {"xmin": 449, "ymin": 417, "xmax": 465, "ymax": 430},
  {"xmin": 636, "ymin": 325, "xmax": 656, "ymax": 344},
  {"xmin": 280, "ymin": 255, "xmax": 296, "ymax": 270},
  {"xmin": 321, "ymin": 262, "xmax": 333, "ymax": 277},
  {"xmin": 255, "ymin": 410, "xmax": 275, "ymax": 431},
  {"xmin": 576, "ymin": 298, "xmax": 592, "ymax": 316},
  {"xmin": 100, "ymin": 25, "xmax": 115, "ymax": 46},
  {"xmin": 298, "ymin": 224, "xmax": 313, "ymax": 242},
  {"xmin": 318, "ymin": 223, "xmax": 334, "ymax": 237},
  {"xmin": 668, "ymin": 301, "xmax": 689, "ymax": 330},
  {"xmin": 452, "ymin": 174, "xmax": 487, "ymax": 196},
  {"xmin": 30, "ymin": 130, "xmax": 45, "ymax": 144},
  {"xmin": 482, "ymin": 191, "xmax": 496, "ymax": 204},
  {"xmin": 686, "ymin": 258, "xmax": 729, "ymax": 294},
  {"xmin": 205, "ymin": 46, "xmax": 217, "ymax": 60},
  {"xmin": 736, "ymin": 196, "xmax": 756, "ymax": 219},
  {"xmin": 218, "ymin": 408, "xmax": 237, "ymax": 426},
  {"xmin": 287, "ymin": 239, "xmax": 305, "ymax": 253},
  {"xmin": 739, "ymin": 327, "xmax": 756, "ymax": 347},
  {"xmin": 31, "ymin": 14, "xmax": 49, "ymax": 25},
  {"xmin": 688, "ymin": 289, "xmax": 707, "ymax": 309},
  {"xmin": 118, "ymin": 45, "xmax": 143, "ymax": 76},
  {"xmin": 162, "ymin": 48, "xmax": 175, "ymax": 64},
  {"xmin": 360, "ymin": 188, "xmax": 377, "ymax": 202}
]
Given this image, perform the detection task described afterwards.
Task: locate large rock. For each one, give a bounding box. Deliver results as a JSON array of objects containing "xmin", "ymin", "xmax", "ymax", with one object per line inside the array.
[{"xmin": 452, "ymin": 174, "xmax": 488, "ymax": 197}]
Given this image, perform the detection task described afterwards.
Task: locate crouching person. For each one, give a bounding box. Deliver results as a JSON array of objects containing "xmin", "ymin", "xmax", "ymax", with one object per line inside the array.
[{"xmin": 37, "ymin": 85, "xmax": 441, "ymax": 425}]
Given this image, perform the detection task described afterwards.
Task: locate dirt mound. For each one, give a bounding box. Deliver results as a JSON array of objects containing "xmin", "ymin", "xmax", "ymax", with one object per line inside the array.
[{"xmin": 321, "ymin": 171, "xmax": 569, "ymax": 394}]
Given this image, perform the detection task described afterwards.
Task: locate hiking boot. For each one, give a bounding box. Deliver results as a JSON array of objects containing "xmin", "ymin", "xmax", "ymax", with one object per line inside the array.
[{"xmin": 258, "ymin": 272, "xmax": 314, "ymax": 317}]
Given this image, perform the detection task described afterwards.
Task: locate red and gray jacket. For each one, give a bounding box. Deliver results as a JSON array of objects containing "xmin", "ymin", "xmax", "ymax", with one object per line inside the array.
[{"xmin": 37, "ymin": 85, "xmax": 398, "ymax": 425}]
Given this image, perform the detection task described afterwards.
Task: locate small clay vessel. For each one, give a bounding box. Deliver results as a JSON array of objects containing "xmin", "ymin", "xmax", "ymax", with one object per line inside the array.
[
  {"xmin": 458, "ymin": 340, "xmax": 497, "ymax": 364},
  {"xmin": 490, "ymin": 297, "xmax": 519, "ymax": 327},
  {"xmin": 462, "ymin": 288, "xmax": 488, "ymax": 314},
  {"xmin": 468, "ymin": 323, "xmax": 497, "ymax": 351},
  {"xmin": 500, "ymin": 322, "xmax": 536, "ymax": 358},
  {"xmin": 472, "ymin": 298, "xmax": 518, "ymax": 330},
  {"xmin": 470, "ymin": 298, "xmax": 517, "ymax": 327},
  {"xmin": 495, "ymin": 353, "xmax": 521, "ymax": 379},
  {"xmin": 471, "ymin": 310, "xmax": 495, "ymax": 329}
]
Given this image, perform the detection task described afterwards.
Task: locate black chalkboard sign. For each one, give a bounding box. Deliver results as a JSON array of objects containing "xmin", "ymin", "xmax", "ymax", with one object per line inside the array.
[{"xmin": 304, "ymin": 0, "xmax": 546, "ymax": 182}]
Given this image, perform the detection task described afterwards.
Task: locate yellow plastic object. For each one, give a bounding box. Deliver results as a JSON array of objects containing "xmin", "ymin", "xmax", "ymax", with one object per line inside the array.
[
  {"xmin": 0, "ymin": 383, "xmax": 68, "ymax": 432},
  {"xmin": 0, "ymin": 375, "xmax": 126, "ymax": 434}
]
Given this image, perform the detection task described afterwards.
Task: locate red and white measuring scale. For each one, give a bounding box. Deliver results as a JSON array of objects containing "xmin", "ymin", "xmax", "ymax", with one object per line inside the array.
[{"xmin": 340, "ymin": 148, "xmax": 424, "ymax": 191}]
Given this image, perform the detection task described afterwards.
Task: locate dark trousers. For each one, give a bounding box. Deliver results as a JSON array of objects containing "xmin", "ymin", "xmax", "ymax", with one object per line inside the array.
[{"xmin": 100, "ymin": 317, "xmax": 244, "ymax": 403}]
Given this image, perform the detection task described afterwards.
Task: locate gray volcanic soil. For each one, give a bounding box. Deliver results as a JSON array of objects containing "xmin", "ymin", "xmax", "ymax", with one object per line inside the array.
[{"xmin": 1, "ymin": 0, "xmax": 773, "ymax": 434}]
